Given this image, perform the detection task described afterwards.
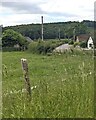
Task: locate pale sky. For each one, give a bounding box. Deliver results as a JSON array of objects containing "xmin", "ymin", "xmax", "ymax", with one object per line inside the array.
[{"xmin": 0, "ymin": 0, "xmax": 95, "ymax": 27}]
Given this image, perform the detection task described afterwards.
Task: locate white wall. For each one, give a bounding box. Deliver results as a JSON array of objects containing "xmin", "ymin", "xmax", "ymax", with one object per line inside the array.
[{"xmin": 87, "ymin": 37, "xmax": 93, "ymax": 49}]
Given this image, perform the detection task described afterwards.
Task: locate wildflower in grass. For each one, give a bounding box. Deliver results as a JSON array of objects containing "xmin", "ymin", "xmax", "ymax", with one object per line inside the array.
[
  {"xmin": 65, "ymin": 68, "xmax": 67, "ymax": 72},
  {"xmin": 31, "ymin": 86, "xmax": 37, "ymax": 90},
  {"xmin": 22, "ymin": 88, "xmax": 26, "ymax": 93},
  {"xmin": 82, "ymin": 62, "xmax": 85, "ymax": 67},
  {"xmin": 62, "ymin": 79, "xmax": 66, "ymax": 82},
  {"xmin": 14, "ymin": 90, "xmax": 17, "ymax": 94},
  {"xmin": 11, "ymin": 114, "xmax": 15, "ymax": 117},
  {"xmin": 89, "ymin": 72, "xmax": 92, "ymax": 75},
  {"xmin": 16, "ymin": 90, "xmax": 21, "ymax": 93},
  {"xmin": 10, "ymin": 91, "xmax": 13, "ymax": 94},
  {"xmin": 31, "ymin": 87, "xmax": 33, "ymax": 90},
  {"xmin": 34, "ymin": 86, "xmax": 37, "ymax": 88}
]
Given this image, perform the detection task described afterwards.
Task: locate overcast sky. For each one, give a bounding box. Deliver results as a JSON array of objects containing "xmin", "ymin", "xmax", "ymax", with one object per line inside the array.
[{"xmin": 0, "ymin": 0, "xmax": 95, "ymax": 27}]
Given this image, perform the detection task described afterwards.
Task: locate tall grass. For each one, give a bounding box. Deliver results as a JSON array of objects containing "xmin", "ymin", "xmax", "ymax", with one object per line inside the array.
[{"xmin": 2, "ymin": 51, "xmax": 94, "ymax": 118}]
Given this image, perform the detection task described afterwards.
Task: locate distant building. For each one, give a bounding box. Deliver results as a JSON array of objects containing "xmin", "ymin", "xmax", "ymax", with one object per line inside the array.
[
  {"xmin": 76, "ymin": 34, "xmax": 94, "ymax": 49},
  {"xmin": 76, "ymin": 34, "xmax": 90, "ymax": 42}
]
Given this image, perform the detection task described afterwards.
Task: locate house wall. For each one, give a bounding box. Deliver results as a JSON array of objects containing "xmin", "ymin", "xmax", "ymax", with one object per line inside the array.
[{"xmin": 87, "ymin": 37, "xmax": 94, "ymax": 49}]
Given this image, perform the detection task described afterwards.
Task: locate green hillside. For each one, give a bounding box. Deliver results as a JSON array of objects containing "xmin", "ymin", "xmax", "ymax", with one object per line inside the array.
[{"xmin": 3, "ymin": 20, "xmax": 96, "ymax": 40}]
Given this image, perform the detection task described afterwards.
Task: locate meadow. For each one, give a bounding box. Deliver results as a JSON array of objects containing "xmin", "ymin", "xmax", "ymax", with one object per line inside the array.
[{"xmin": 2, "ymin": 50, "xmax": 94, "ymax": 118}]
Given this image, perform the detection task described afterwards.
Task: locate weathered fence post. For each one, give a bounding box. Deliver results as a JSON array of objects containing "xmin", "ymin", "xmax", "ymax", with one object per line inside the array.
[{"xmin": 21, "ymin": 58, "xmax": 31, "ymax": 98}]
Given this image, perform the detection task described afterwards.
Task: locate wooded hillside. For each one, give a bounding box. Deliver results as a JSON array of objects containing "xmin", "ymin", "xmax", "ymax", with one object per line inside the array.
[{"xmin": 3, "ymin": 20, "xmax": 95, "ymax": 40}]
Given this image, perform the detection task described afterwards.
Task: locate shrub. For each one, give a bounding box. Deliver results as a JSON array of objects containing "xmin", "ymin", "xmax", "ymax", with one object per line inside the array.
[
  {"xmin": 28, "ymin": 42, "xmax": 38, "ymax": 53},
  {"xmin": 74, "ymin": 42, "xmax": 80, "ymax": 47},
  {"xmin": 28, "ymin": 40, "xmax": 64, "ymax": 54},
  {"xmin": 2, "ymin": 29, "xmax": 28, "ymax": 48},
  {"xmin": 63, "ymin": 39, "xmax": 69, "ymax": 44},
  {"xmin": 79, "ymin": 41, "xmax": 87, "ymax": 48},
  {"xmin": 68, "ymin": 40, "xmax": 74, "ymax": 45}
]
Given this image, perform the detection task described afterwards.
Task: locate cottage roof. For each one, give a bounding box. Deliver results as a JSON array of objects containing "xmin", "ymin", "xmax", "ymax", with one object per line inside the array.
[{"xmin": 77, "ymin": 34, "xmax": 90, "ymax": 42}]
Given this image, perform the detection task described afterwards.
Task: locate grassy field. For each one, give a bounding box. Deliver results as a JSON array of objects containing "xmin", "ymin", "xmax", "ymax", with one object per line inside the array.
[{"xmin": 2, "ymin": 51, "xmax": 94, "ymax": 118}]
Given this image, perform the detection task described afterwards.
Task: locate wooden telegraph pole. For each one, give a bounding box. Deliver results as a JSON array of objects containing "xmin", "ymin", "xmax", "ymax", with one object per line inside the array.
[
  {"xmin": 41, "ymin": 16, "xmax": 44, "ymax": 41},
  {"xmin": 73, "ymin": 28, "xmax": 75, "ymax": 41},
  {"xmin": 58, "ymin": 28, "xmax": 60, "ymax": 40},
  {"xmin": 21, "ymin": 58, "xmax": 31, "ymax": 98}
]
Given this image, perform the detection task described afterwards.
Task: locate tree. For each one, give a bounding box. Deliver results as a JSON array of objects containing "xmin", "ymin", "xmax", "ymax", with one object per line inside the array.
[
  {"xmin": 2, "ymin": 29, "xmax": 28, "ymax": 48},
  {"xmin": 3, "ymin": 20, "xmax": 95, "ymax": 40}
]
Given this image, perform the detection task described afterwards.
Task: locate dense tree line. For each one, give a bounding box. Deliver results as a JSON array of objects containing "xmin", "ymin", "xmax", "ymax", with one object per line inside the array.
[{"xmin": 3, "ymin": 20, "xmax": 95, "ymax": 40}]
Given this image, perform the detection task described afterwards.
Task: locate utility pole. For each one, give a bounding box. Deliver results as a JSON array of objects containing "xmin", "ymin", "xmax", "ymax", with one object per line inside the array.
[
  {"xmin": 41, "ymin": 16, "xmax": 44, "ymax": 41},
  {"xmin": 58, "ymin": 28, "xmax": 60, "ymax": 40},
  {"xmin": 73, "ymin": 28, "xmax": 75, "ymax": 41},
  {"xmin": 0, "ymin": 25, "xmax": 3, "ymax": 50},
  {"xmin": 0, "ymin": 25, "xmax": 3, "ymax": 37}
]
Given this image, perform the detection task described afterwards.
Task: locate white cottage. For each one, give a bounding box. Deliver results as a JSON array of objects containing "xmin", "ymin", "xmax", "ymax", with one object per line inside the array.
[
  {"xmin": 76, "ymin": 34, "xmax": 94, "ymax": 49},
  {"xmin": 87, "ymin": 37, "xmax": 94, "ymax": 49}
]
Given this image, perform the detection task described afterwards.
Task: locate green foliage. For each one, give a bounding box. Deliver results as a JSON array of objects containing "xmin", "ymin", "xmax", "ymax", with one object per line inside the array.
[
  {"xmin": 3, "ymin": 20, "xmax": 94, "ymax": 40},
  {"xmin": 2, "ymin": 29, "xmax": 28, "ymax": 48},
  {"xmin": 28, "ymin": 41, "xmax": 48, "ymax": 54},
  {"xmin": 68, "ymin": 40, "xmax": 74, "ymax": 45},
  {"xmin": 74, "ymin": 42, "xmax": 80, "ymax": 47},
  {"xmin": 63, "ymin": 39, "xmax": 69, "ymax": 43},
  {"xmin": 28, "ymin": 40, "xmax": 66, "ymax": 54},
  {"xmin": 79, "ymin": 41, "xmax": 87, "ymax": 48},
  {"xmin": 28, "ymin": 42, "xmax": 38, "ymax": 53}
]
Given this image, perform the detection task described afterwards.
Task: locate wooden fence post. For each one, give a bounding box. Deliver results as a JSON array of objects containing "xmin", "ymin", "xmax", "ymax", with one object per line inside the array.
[{"xmin": 21, "ymin": 58, "xmax": 31, "ymax": 98}]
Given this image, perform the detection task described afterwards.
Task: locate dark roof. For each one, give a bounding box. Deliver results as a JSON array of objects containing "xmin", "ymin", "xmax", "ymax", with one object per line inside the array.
[{"xmin": 77, "ymin": 34, "xmax": 90, "ymax": 42}]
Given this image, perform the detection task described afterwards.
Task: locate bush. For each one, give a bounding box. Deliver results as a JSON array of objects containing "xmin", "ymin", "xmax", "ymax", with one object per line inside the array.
[
  {"xmin": 68, "ymin": 40, "xmax": 74, "ymax": 45},
  {"xmin": 79, "ymin": 41, "xmax": 87, "ymax": 48},
  {"xmin": 28, "ymin": 42, "xmax": 38, "ymax": 53},
  {"xmin": 2, "ymin": 29, "xmax": 28, "ymax": 48},
  {"xmin": 63, "ymin": 39, "xmax": 69, "ymax": 44},
  {"xmin": 28, "ymin": 41, "xmax": 51, "ymax": 54},
  {"xmin": 28, "ymin": 40, "xmax": 64, "ymax": 54},
  {"xmin": 74, "ymin": 42, "xmax": 80, "ymax": 47}
]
